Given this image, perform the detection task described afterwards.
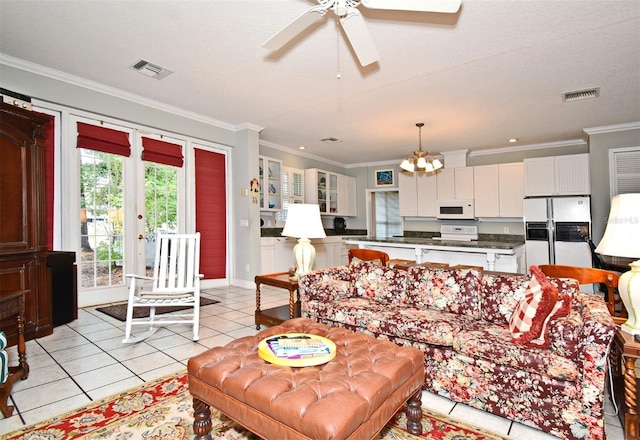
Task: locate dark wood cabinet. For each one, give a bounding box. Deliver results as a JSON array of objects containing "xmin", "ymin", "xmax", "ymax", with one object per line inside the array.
[{"xmin": 0, "ymin": 102, "xmax": 53, "ymax": 344}]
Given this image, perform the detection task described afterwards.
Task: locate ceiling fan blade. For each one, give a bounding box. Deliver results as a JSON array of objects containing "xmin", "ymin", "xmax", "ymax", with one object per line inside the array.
[
  {"xmin": 340, "ymin": 9, "xmax": 379, "ymax": 67},
  {"xmin": 360, "ymin": 0, "xmax": 461, "ymax": 13},
  {"xmin": 263, "ymin": 6, "xmax": 327, "ymax": 51}
]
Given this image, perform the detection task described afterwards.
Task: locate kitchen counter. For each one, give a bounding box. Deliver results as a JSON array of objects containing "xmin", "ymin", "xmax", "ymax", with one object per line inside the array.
[{"xmin": 343, "ymin": 236, "xmax": 525, "ymax": 272}]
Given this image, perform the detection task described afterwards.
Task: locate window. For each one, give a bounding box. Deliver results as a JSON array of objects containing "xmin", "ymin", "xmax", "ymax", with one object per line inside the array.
[{"xmin": 373, "ymin": 191, "xmax": 401, "ymax": 238}]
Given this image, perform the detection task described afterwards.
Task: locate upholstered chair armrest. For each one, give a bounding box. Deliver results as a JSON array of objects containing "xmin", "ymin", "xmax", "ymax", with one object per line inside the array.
[
  {"xmin": 573, "ymin": 293, "xmax": 615, "ymax": 418},
  {"xmin": 299, "ymin": 265, "xmax": 352, "ymax": 304}
]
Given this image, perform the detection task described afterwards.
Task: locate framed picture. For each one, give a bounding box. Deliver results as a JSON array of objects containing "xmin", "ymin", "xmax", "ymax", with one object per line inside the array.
[{"xmin": 375, "ymin": 169, "xmax": 394, "ymax": 187}]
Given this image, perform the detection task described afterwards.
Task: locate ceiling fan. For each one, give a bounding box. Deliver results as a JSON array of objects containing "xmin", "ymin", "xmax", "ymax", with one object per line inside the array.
[{"xmin": 263, "ymin": 0, "xmax": 461, "ymax": 67}]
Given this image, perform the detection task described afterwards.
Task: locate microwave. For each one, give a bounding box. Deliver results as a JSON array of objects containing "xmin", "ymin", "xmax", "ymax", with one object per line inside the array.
[{"xmin": 436, "ymin": 199, "xmax": 475, "ymax": 220}]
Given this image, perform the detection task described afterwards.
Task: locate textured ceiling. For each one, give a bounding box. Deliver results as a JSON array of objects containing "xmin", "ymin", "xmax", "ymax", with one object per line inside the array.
[{"xmin": 0, "ymin": 0, "xmax": 638, "ymax": 166}]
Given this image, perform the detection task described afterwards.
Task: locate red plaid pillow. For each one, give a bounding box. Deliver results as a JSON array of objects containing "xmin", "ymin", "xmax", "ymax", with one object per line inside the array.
[{"xmin": 509, "ymin": 266, "xmax": 558, "ymax": 345}]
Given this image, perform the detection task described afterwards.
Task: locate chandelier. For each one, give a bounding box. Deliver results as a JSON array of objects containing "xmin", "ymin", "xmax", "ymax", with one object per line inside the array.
[{"xmin": 399, "ymin": 123, "xmax": 443, "ymax": 173}]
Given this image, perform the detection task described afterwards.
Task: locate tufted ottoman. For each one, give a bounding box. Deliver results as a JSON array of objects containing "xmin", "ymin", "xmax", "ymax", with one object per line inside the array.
[{"xmin": 188, "ymin": 317, "xmax": 425, "ymax": 440}]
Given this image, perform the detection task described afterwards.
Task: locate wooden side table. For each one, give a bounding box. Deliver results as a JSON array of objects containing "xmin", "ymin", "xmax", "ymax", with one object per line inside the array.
[
  {"xmin": 254, "ymin": 272, "xmax": 300, "ymax": 329},
  {"xmin": 0, "ymin": 290, "xmax": 30, "ymax": 417},
  {"xmin": 611, "ymin": 318, "xmax": 640, "ymax": 439}
]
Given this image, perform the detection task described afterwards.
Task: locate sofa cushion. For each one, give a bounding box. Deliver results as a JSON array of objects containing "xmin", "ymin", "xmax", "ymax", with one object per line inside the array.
[
  {"xmin": 509, "ymin": 266, "xmax": 558, "ymax": 345},
  {"xmin": 349, "ymin": 260, "xmax": 407, "ymax": 304},
  {"xmin": 480, "ymin": 272, "xmax": 531, "ymax": 326},
  {"xmin": 453, "ymin": 321, "xmax": 579, "ymax": 382},
  {"xmin": 405, "ymin": 267, "xmax": 482, "ymax": 319}
]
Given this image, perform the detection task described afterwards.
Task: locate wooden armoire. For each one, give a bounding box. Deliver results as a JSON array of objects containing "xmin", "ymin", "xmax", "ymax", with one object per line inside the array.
[{"xmin": 0, "ymin": 102, "xmax": 53, "ymax": 344}]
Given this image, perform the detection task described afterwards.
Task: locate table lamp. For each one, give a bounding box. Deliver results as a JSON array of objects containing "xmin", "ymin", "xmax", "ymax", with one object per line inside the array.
[
  {"xmin": 595, "ymin": 193, "xmax": 640, "ymax": 334},
  {"xmin": 281, "ymin": 204, "xmax": 326, "ymax": 279}
]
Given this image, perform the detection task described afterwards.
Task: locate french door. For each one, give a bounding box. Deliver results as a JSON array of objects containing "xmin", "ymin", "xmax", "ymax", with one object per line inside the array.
[{"xmin": 76, "ymin": 118, "xmax": 185, "ymax": 306}]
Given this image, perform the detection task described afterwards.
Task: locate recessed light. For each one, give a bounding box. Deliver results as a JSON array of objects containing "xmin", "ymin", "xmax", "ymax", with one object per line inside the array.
[
  {"xmin": 299, "ymin": 146, "xmax": 306, "ymax": 150},
  {"xmin": 508, "ymin": 138, "xmax": 519, "ymax": 143}
]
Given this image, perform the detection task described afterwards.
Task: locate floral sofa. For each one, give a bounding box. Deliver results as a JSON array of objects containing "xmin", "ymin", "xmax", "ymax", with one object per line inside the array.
[{"xmin": 298, "ymin": 262, "xmax": 616, "ymax": 440}]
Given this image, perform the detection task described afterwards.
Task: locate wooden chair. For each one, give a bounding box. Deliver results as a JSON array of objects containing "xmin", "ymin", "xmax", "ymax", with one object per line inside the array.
[
  {"xmin": 348, "ymin": 249, "xmax": 389, "ymax": 266},
  {"xmin": 123, "ymin": 232, "xmax": 203, "ymax": 343},
  {"xmin": 538, "ymin": 264, "xmax": 623, "ymax": 317}
]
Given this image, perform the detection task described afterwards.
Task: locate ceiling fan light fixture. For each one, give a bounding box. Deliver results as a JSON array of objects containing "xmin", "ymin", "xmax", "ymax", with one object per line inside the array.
[{"xmin": 399, "ymin": 123, "xmax": 443, "ymax": 174}]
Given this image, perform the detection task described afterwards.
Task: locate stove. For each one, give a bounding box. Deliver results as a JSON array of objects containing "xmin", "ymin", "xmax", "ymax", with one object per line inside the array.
[{"xmin": 432, "ymin": 225, "xmax": 479, "ymax": 241}]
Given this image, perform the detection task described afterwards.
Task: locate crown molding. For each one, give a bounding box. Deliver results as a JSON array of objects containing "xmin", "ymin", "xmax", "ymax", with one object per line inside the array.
[
  {"xmin": 583, "ymin": 121, "xmax": 640, "ymax": 135},
  {"xmin": 469, "ymin": 139, "xmax": 586, "ymax": 157},
  {"xmin": 260, "ymin": 140, "xmax": 347, "ymax": 169},
  {"xmin": 0, "ymin": 53, "xmax": 241, "ymax": 131}
]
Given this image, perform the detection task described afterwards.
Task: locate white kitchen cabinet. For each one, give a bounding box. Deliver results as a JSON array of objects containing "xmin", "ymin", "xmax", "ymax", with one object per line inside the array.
[
  {"xmin": 399, "ymin": 171, "xmax": 438, "ymax": 217},
  {"xmin": 498, "ymin": 162, "xmax": 524, "ymax": 217},
  {"xmin": 524, "ymin": 153, "xmax": 590, "ymax": 196},
  {"xmin": 305, "ymin": 169, "xmax": 356, "ymax": 216},
  {"xmin": 474, "ymin": 163, "xmax": 524, "ymax": 217},
  {"xmin": 259, "ymin": 156, "xmax": 282, "ymax": 211},
  {"xmin": 473, "ymin": 165, "xmax": 500, "ymax": 217},
  {"xmin": 260, "ymin": 238, "xmax": 275, "ymax": 274},
  {"xmin": 274, "ymin": 236, "xmax": 296, "ymax": 272},
  {"xmin": 338, "ymin": 175, "xmax": 357, "ymax": 216},
  {"xmin": 437, "ymin": 167, "xmax": 474, "ymax": 200}
]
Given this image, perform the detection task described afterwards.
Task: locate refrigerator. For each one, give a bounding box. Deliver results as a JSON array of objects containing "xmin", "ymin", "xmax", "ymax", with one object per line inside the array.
[{"xmin": 524, "ymin": 196, "xmax": 592, "ymax": 269}]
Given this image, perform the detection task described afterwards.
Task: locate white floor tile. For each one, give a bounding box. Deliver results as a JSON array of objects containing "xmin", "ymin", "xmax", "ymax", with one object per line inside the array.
[
  {"xmin": 73, "ymin": 363, "xmax": 135, "ymax": 391},
  {"xmin": 11, "ymin": 377, "xmax": 84, "ymax": 412}
]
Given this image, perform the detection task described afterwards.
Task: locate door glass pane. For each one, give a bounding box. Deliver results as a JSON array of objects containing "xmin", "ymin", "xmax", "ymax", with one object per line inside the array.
[
  {"xmin": 144, "ymin": 161, "xmax": 179, "ymax": 275},
  {"xmin": 375, "ymin": 191, "xmax": 401, "ymax": 238},
  {"xmin": 79, "ymin": 149, "xmax": 124, "ymax": 289}
]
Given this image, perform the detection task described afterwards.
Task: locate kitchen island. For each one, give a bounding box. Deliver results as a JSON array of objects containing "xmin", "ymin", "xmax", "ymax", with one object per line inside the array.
[{"xmin": 344, "ymin": 236, "xmax": 525, "ymax": 273}]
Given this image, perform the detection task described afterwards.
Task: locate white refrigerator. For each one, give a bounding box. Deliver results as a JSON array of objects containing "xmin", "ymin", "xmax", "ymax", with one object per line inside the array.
[{"xmin": 523, "ymin": 196, "xmax": 592, "ymax": 269}]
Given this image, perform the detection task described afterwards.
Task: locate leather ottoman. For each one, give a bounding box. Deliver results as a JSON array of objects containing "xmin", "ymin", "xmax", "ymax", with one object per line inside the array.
[{"xmin": 188, "ymin": 317, "xmax": 425, "ymax": 440}]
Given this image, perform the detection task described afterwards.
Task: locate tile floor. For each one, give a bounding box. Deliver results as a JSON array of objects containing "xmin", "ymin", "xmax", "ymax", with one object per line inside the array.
[{"xmin": 0, "ymin": 284, "xmax": 625, "ymax": 439}]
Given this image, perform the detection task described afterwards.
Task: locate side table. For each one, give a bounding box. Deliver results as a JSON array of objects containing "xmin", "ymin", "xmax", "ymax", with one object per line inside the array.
[
  {"xmin": 611, "ymin": 318, "xmax": 640, "ymax": 439},
  {"xmin": 0, "ymin": 290, "xmax": 30, "ymax": 417},
  {"xmin": 254, "ymin": 272, "xmax": 300, "ymax": 329}
]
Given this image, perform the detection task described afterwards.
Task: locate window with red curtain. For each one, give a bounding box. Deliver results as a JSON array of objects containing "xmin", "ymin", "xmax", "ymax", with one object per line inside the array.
[
  {"xmin": 76, "ymin": 122, "xmax": 131, "ymax": 156},
  {"xmin": 141, "ymin": 137, "xmax": 183, "ymax": 167},
  {"xmin": 195, "ymin": 148, "xmax": 227, "ymax": 279}
]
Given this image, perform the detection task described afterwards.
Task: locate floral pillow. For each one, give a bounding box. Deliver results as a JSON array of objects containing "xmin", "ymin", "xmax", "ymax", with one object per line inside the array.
[
  {"xmin": 349, "ymin": 260, "xmax": 407, "ymax": 304},
  {"xmin": 405, "ymin": 266, "xmax": 482, "ymax": 318},
  {"xmin": 509, "ymin": 266, "xmax": 559, "ymax": 345}
]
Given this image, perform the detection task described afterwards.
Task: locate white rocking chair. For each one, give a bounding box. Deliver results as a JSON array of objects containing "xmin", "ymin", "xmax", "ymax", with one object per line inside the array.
[{"xmin": 122, "ymin": 232, "xmax": 202, "ymax": 343}]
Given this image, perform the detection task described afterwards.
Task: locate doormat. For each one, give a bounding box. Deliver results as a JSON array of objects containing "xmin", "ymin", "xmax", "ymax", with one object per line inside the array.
[{"xmin": 95, "ymin": 297, "xmax": 219, "ymax": 321}]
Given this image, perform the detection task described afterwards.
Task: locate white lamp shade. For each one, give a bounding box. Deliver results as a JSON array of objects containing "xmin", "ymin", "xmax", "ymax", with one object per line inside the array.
[
  {"xmin": 400, "ymin": 159, "xmax": 414, "ymax": 172},
  {"xmin": 281, "ymin": 204, "xmax": 326, "ymax": 239},
  {"xmin": 595, "ymin": 193, "xmax": 640, "ymax": 258},
  {"xmin": 432, "ymin": 158, "xmax": 443, "ymax": 170},
  {"xmin": 416, "ymin": 156, "xmax": 428, "ymax": 169}
]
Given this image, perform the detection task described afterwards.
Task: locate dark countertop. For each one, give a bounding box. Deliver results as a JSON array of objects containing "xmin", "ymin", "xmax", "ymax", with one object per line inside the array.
[
  {"xmin": 343, "ymin": 236, "xmax": 525, "ymax": 251},
  {"xmin": 261, "ymin": 228, "xmax": 368, "ymax": 238}
]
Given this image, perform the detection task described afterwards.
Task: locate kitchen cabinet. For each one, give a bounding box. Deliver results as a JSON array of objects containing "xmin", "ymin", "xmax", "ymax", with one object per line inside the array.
[
  {"xmin": 398, "ymin": 171, "xmax": 438, "ymax": 217},
  {"xmin": 524, "ymin": 153, "xmax": 590, "ymax": 196},
  {"xmin": 338, "ymin": 175, "xmax": 357, "ymax": 216},
  {"xmin": 258, "ymin": 156, "xmax": 282, "ymax": 211},
  {"xmin": 498, "ymin": 162, "xmax": 524, "ymax": 217},
  {"xmin": 436, "ymin": 167, "xmax": 474, "ymax": 200},
  {"xmin": 305, "ymin": 169, "xmax": 356, "ymax": 216},
  {"xmin": 0, "ymin": 103, "xmax": 53, "ymax": 343},
  {"xmin": 260, "ymin": 236, "xmax": 348, "ymax": 273},
  {"xmin": 474, "ymin": 162, "xmax": 524, "ymax": 217}
]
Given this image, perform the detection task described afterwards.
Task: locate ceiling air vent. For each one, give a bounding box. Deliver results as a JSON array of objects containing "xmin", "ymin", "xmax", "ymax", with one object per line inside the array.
[
  {"xmin": 562, "ymin": 87, "xmax": 600, "ymax": 102},
  {"xmin": 321, "ymin": 137, "xmax": 342, "ymax": 144},
  {"xmin": 129, "ymin": 59, "xmax": 172, "ymax": 80}
]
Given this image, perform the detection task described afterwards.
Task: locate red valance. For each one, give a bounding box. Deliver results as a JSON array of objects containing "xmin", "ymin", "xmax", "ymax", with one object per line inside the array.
[
  {"xmin": 76, "ymin": 122, "xmax": 131, "ymax": 157},
  {"xmin": 141, "ymin": 137, "xmax": 184, "ymax": 167}
]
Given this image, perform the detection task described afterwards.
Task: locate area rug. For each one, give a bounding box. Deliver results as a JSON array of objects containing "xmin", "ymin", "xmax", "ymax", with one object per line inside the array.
[
  {"xmin": 95, "ymin": 297, "xmax": 219, "ymax": 321},
  {"xmin": 4, "ymin": 371, "xmax": 511, "ymax": 440}
]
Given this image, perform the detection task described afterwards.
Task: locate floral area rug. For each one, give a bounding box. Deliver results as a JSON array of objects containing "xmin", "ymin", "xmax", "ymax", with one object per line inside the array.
[{"xmin": 5, "ymin": 371, "xmax": 510, "ymax": 440}]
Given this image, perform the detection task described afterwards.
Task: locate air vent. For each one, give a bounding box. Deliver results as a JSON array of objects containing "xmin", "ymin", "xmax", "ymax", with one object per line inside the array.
[
  {"xmin": 562, "ymin": 87, "xmax": 600, "ymax": 102},
  {"xmin": 321, "ymin": 137, "xmax": 342, "ymax": 144},
  {"xmin": 129, "ymin": 59, "xmax": 172, "ymax": 80}
]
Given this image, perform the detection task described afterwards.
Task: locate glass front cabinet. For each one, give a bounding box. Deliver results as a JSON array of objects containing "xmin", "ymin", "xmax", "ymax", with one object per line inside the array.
[
  {"xmin": 305, "ymin": 168, "xmax": 356, "ymax": 216},
  {"xmin": 258, "ymin": 156, "xmax": 282, "ymax": 211}
]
